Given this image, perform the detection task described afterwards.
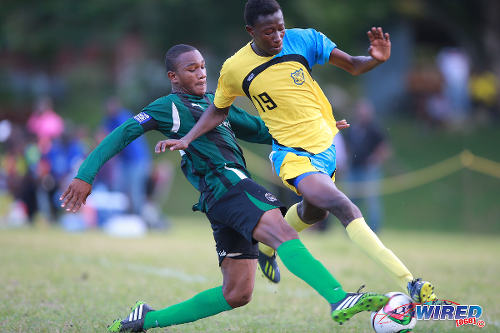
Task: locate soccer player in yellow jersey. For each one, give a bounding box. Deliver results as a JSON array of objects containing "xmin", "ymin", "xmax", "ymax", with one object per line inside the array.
[{"xmin": 164, "ymin": 0, "xmax": 437, "ymax": 304}]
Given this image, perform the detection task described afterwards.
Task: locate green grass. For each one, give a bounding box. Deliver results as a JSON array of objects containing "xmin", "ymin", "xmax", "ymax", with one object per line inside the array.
[{"xmin": 1, "ymin": 219, "xmax": 499, "ymax": 332}]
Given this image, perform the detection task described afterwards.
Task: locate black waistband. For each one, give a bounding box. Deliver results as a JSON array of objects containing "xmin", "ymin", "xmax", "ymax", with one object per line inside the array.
[{"xmin": 272, "ymin": 139, "xmax": 314, "ymax": 155}]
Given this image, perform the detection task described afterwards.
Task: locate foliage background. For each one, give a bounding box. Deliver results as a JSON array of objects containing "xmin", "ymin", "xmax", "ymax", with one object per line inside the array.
[{"xmin": 1, "ymin": 0, "xmax": 499, "ymax": 232}]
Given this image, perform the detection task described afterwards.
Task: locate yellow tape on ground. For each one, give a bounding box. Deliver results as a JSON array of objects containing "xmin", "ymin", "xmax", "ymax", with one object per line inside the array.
[{"xmin": 245, "ymin": 148, "xmax": 500, "ymax": 197}]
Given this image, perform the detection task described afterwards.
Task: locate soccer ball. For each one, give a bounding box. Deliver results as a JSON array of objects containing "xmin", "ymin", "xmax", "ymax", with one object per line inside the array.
[{"xmin": 371, "ymin": 292, "xmax": 416, "ymax": 333}]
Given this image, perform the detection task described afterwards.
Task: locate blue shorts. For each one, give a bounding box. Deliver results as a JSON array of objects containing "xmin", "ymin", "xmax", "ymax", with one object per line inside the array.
[{"xmin": 269, "ymin": 140, "xmax": 337, "ymax": 193}]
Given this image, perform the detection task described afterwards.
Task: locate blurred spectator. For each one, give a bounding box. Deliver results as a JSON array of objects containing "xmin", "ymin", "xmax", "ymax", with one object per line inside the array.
[
  {"xmin": 345, "ymin": 100, "xmax": 391, "ymax": 232},
  {"xmin": 0, "ymin": 120, "xmax": 12, "ymax": 142},
  {"xmin": 1, "ymin": 126, "xmax": 37, "ymax": 224},
  {"xmin": 25, "ymin": 96, "xmax": 70, "ymax": 222},
  {"xmin": 436, "ymin": 48, "xmax": 471, "ymax": 122},
  {"xmin": 45, "ymin": 127, "xmax": 87, "ymax": 220},
  {"xmin": 27, "ymin": 96, "xmax": 64, "ymax": 154},
  {"xmin": 425, "ymin": 91, "xmax": 452, "ymax": 126},
  {"xmin": 143, "ymin": 161, "xmax": 174, "ymax": 229},
  {"xmin": 0, "ymin": 113, "xmax": 89, "ymax": 225},
  {"xmin": 100, "ymin": 97, "xmax": 151, "ymax": 215},
  {"xmin": 469, "ymin": 71, "xmax": 499, "ymax": 118},
  {"xmin": 406, "ymin": 64, "xmax": 445, "ymax": 125}
]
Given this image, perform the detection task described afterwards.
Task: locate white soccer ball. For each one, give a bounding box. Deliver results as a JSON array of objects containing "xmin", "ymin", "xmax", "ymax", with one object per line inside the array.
[{"xmin": 371, "ymin": 292, "xmax": 417, "ymax": 333}]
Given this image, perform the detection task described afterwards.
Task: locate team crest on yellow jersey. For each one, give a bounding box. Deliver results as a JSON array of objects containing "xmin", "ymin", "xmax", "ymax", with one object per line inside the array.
[{"xmin": 291, "ymin": 68, "xmax": 305, "ymax": 85}]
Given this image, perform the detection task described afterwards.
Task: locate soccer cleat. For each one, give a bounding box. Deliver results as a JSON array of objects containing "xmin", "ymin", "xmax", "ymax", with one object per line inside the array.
[
  {"xmin": 407, "ymin": 278, "xmax": 437, "ymax": 303},
  {"xmin": 258, "ymin": 250, "xmax": 280, "ymax": 283},
  {"xmin": 107, "ymin": 301, "xmax": 154, "ymax": 332},
  {"xmin": 331, "ymin": 292, "xmax": 389, "ymax": 325}
]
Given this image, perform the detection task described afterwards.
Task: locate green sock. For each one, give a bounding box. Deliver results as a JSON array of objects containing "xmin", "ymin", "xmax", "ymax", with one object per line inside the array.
[
  {"xmin": 277, "ymin": 239, "xmax": 346, "ymax": 304},
  {"xmin": 143, "ymin": 286, "xmax": 232, "ymax": 329}
]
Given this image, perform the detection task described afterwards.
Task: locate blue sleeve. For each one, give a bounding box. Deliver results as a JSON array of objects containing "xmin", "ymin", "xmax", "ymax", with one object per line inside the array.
[
  {"xmin": 282, "ymin": 28, "xmax": 337, "ymax": 67},
  {"xmin": 308, "ymin": 28, "xmax": 337, "ymax": 66}
]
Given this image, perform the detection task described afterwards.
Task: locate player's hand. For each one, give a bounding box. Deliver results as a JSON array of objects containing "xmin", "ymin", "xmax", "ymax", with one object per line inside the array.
[
  {"xmin": 336, "ymin": 119, "xmax": 350, "ymax": 130},
  {"xmin": 367, "ymin": 27, "xmax": 391, "ymax": 62},
  {"xmin": 155, "ymin": 138, "xmax": 189, "ymax": 153},
  {"xmin": 60, "ymin": 178, "xmax": 92, "ymax": 213}
]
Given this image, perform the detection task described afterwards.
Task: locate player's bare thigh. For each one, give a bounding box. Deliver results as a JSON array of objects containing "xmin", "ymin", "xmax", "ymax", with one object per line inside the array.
[{"xmin": 252, "ymin": 208, "xmax": 299, "ymax": 250}]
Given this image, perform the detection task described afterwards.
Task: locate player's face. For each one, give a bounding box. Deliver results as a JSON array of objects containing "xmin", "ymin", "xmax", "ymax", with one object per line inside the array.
[
  {"xmin": 247, "ymin": 10, "xmax": 285, "ymax": 56},
  {"xmin": 169, "ymin": 50, "xmax": 207, "ymax": 96}
]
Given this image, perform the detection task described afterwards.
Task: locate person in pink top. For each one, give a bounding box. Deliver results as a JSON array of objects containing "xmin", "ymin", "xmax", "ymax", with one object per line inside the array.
[{"xmin": 27, "ymin": 96, "xmax": 64, "ymax": 153}]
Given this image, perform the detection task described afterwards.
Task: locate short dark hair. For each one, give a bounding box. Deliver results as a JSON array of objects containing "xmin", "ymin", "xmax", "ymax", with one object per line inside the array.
[
  {"xmin": 244, "ymin": 0, "xmax": 281, "ymax": 26},
  {"xmin": 164, "ymin": 44, "xmax": 197, "ymax": 72}
]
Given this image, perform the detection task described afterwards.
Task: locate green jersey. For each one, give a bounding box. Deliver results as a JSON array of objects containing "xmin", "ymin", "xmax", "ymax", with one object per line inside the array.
[{"xmin": 76, "ymin": 93, "xmax": 271, "ymax": 212}]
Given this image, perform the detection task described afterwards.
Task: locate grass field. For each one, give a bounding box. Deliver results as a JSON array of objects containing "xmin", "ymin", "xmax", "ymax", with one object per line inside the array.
[{"xmin": 1, "ymin": 218, "xmax": 499, "ymax": 332}]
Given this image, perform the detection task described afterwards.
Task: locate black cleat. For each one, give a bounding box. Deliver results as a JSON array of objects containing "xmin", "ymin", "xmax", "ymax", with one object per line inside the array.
[
  {"xmin": 258, "ymin": 250, "xmax": 280, "ymax": 283},
  {"xmin": 108, "ymin": 301, "xmax": 154, "ymax": 332}
]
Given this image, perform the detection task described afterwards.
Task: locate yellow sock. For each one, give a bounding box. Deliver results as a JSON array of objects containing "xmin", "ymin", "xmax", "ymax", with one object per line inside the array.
[
  {"xmin": 285, "ymin": 203, "xmax": 312, "ymax": 232},
  {"xmin": 346, "ymin": 218, "xmax": 414, "ymax": 291},
  {"xmin": 259, "ymin": 203, "xmax": 312, "ymax": 257}
]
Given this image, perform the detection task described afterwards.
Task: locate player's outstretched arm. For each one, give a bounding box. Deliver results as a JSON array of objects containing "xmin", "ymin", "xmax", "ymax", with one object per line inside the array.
[
  {"xmin": 329, "ymin": 27, "xmax": 390, "ymax": 76},
  {"xmin": 227, "ymin": 105, "xmax": 272, "ymax": 145},
  {"xmin": 60, "ymin": 118, "xmax": 145, "ymax": 212},
  {"xmin": 158, "ymin": 103, "xmax": 229, "ymax": 151}
]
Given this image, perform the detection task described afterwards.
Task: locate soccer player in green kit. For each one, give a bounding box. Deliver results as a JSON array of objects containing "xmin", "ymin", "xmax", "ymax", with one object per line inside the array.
[{"xmin": 60, "ymin": 44, "xmax": 388, "ymax": 332}]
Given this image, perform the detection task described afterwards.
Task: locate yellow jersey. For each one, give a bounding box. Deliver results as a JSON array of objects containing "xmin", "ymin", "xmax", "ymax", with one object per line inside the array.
[{"xmin": 214, "ymin": 28, "xmax": 338, "ymax": 154}]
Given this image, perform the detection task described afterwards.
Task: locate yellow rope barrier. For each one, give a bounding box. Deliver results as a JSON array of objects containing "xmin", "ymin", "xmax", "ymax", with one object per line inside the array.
[
  {"xmin": 462, "ymin": 150, "xmax": 500, "ymax": 179},
  {"xmin": 343, "ymin": 154, "xmax": 464, "ymax": 196},
  {"xmin": 245, "ymin": 149, "xmax": 500, "ymax": 197}
]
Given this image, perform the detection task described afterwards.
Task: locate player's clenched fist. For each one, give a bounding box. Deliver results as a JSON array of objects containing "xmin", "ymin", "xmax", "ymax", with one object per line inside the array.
[{"xmin": 336, "ymin": 119, "xmax": 350, "ymax": 130}]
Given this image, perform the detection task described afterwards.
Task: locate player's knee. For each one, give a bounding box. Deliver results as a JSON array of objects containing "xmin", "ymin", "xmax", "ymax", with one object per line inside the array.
[
  {"xmin": 328, "ymin": 196, "xmax": 349, "ymax": 214},
  {"xmin": 330, "ymin": 199, "xmax": 361, "ymax": 226},
  {"xmin": 224, "ymin": 286, "xmax": 253, "ymax": 308},
  {"xmin": 302, "ymin": 206, "xmax": 329, "ymax": 223}
]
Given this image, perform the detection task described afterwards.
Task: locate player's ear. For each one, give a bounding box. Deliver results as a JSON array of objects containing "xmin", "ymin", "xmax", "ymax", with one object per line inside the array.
[
  {"xmin": 245, "ymin": 25, "xmax": 255, "ymax": 38},
  {"xmin": 167, "ymin": 71, "xmax": 177, "ymax": 83}
]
